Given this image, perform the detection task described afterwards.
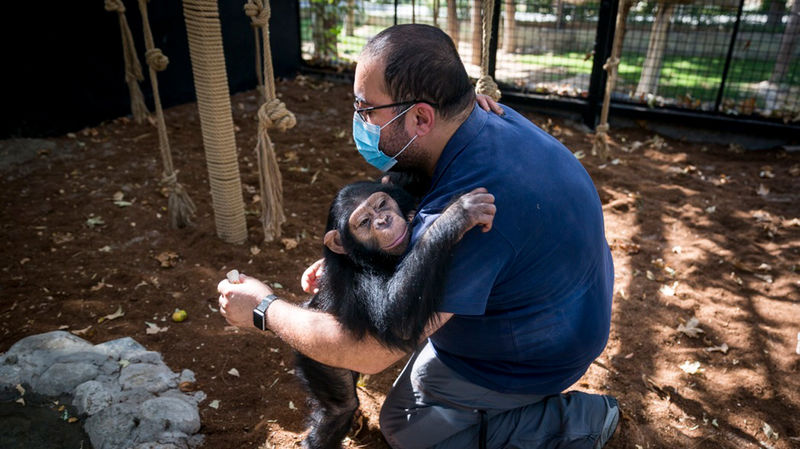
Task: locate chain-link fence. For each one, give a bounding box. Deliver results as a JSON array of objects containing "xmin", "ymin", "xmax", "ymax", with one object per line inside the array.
[{"xmin": 299, "ymin": 0, "xmax": 799, "ymax": 125}]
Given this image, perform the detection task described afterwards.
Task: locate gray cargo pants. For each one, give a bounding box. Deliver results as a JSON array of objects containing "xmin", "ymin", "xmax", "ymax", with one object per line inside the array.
[{"xmin": 379, "ymin": 343, "xmax": 618, "ymax": 449}]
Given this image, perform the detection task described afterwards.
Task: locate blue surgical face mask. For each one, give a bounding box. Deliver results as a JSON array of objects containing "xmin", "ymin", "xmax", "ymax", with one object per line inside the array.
[{"xmin": 353, "ymin": 105, "xmax": 418, "ymax": 172}]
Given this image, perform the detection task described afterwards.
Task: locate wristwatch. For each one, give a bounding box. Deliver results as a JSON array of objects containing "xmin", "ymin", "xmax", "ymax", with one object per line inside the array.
[{"xmin": 253, "ymin": 294, "xmax": 279, "ymax": 331}]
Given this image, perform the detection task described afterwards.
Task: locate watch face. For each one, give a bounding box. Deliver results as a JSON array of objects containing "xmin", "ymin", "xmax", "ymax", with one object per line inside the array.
[{"xmin": 253, "ymin": 309, "xmax": 266, "ymax": 330}]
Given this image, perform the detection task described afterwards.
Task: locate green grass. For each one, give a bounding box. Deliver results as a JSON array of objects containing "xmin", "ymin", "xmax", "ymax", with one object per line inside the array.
[{"xmin": 506, "ymin": 51, "xmax": 799, "ymax": 104}]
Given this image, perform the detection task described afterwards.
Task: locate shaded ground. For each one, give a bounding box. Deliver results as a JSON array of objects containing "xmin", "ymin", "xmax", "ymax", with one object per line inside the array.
[{"xmin": 1, "ymin": 77, "xmax": 799, "ymax": 449}]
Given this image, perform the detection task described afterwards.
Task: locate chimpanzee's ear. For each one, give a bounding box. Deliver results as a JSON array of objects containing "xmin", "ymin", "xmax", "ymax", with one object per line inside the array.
[
  {"xmin": 407, "ymin": 210, "xmax": 417, "ymax": 222},
  {"xmin": 324, "ymin": 230, "xmax": 346, "ymax": 255}
]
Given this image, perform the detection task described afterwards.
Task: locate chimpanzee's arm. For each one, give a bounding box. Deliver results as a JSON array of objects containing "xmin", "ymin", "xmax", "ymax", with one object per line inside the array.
[{"xmin": 362, "ymin": 188, "xmax": 495, "ymax": 350}]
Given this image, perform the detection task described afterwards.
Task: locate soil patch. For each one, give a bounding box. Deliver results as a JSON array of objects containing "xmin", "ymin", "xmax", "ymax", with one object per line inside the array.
[{"xmin": 1, "ymin": 77, "xmax": 798, "ymax": 449}]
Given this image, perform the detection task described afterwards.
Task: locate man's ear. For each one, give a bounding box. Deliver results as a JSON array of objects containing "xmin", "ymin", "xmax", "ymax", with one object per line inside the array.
[
  {"xmin": 324, "ymin": 230, "xmax": 346, "ymax": 255},
  {"xmin": 411, "ymin": 102, "xmax": 435, "ymax": 137}
]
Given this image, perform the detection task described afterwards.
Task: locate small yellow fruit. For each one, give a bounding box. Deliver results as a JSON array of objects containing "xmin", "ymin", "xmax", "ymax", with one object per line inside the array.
[{"xmin": 172, "ymin": 309, "xmax": 188, "ymax": 322}]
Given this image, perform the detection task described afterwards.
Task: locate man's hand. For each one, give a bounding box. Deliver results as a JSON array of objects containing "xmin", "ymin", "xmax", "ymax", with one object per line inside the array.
[
  {"xmin": 476, "ymin": 94, "xmax": 504, "ymax": 115},
  {"xmin": 301, "ymin": 258, "xmax": 325, "ymax": 294},
  {"xmin": 217, "ymin": 273, "xmax": 273, "ymax": 328}
]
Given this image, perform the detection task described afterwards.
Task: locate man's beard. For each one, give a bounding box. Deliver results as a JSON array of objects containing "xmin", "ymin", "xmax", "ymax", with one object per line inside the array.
[{"xmin": 379, "ymin": 120, "xmax": 424, "ymax": 171}]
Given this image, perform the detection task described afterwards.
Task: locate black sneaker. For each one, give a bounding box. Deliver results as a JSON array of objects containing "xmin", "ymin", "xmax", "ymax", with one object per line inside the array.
[{"xmin": 594, "ymin": 395, "xmax": 619, "ymax": 448}]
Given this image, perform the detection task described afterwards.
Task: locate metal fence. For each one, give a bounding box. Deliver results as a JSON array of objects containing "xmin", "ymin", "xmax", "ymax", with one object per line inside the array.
[{"xmin": 298, "ymin": 0, "xmax": 799, "ymax": 127}]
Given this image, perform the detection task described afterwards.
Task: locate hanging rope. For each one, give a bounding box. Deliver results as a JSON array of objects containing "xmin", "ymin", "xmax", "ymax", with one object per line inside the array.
[
  {"xmin": 593, "ymin": 0, "xmax": 633, "ymax": 159},
  {"xmin": 137, "ymin": 0, "xmax": 196, "ymax": 228},
  {"xmin": 475, "ymin": 0, "xmax": 501, "ymax": 101},
  {"xmin": 105, "ymin": 0, "xmax": 149, "ymax": 123},
  {"xmin": 245, "ymin": 0, "xmax": 296, "ymax": 242},
  {"xmin": 183, "ymin": 0, "xmax": 248, "ymax": 244}
]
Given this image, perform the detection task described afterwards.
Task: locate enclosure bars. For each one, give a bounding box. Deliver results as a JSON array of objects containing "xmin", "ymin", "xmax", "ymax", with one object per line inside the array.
[{"xmin": 715, "ymin": 0, "xmax": 746, "ymax": 113}]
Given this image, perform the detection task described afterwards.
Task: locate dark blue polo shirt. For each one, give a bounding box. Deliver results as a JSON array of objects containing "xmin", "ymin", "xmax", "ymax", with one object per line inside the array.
[{"xmin": 409, "ymin": 104, "xmax": 613, "ymax": 395}]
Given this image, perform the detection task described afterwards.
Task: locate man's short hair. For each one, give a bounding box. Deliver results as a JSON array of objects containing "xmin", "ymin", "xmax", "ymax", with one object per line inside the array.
[{"xmin": 361, "ymin": 24, "xmax": 476, "ymax": 120}]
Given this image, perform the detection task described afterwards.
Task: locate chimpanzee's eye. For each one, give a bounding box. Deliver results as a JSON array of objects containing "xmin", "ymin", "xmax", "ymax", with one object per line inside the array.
[
  {"xmin": 378, "ymin": 199, "xmax": 386, "ymax": 209},
  {"xmin": 359, "ymin": 217, "xmax": 369, "ymax": 228}
]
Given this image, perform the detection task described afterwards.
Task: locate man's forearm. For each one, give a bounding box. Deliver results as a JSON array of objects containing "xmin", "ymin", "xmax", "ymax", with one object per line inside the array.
[{"xmin": 265, "ymin": 299, "xmax": 408, "ymax": 374}]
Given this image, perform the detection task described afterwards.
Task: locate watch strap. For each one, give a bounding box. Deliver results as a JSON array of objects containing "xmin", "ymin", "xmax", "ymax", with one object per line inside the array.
[{"xmin": 252, "ymin": 294, "xmax": 279, "ymax": 331}]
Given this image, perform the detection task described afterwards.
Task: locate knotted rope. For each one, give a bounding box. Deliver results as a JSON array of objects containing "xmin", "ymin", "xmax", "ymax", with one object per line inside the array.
[
  {"xmin": 137, "ymin": 0, "xmax": 196, "ymax": 228},
  {"xmin": 246, "ymin": 0, "xmax": 296, "ymax": 242},
  {"xmin": 105, "ymin": 0, "xmax": 149, "ymax": 123},
  {"xmin": 475, "ymin": 0, "xmax": 501, "ymax": 101},
  {"xmin": 183, "ymin": 0, "xmax": 248, "ymax": 243},
  {"xmin": 593, "ymin": 0, "xmax": 633, "ymax": 160}
]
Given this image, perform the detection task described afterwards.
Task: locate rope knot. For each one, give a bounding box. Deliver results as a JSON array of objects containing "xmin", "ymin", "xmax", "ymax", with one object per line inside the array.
[
  {"xmin": 161, "ymin": 172, "xmax": 178, "ymax": 187},
  {"xmin": 603, "ymin": 57, "xmax": 620, "ymax": 72},
  {"xmin": 475, "ymin": 75, "xmax": 502, "ymax": 102},
  {"xmin": 595, "ymin": 124, "xmax": 610, "ymax": 134},
  {"xmin": 244, "ymin": 0, "xmax": 270, "ymax": 27},
  {"xmin": 258, "ymin": 99, "xmax": 296, "ymax": 133},
  {"xmin": 104, "ymin": 0, "xmax": 125, "ymax": 13},
  {"xmin": 146, "ymin": 48, "xmax": 169, "ymax": 71}
]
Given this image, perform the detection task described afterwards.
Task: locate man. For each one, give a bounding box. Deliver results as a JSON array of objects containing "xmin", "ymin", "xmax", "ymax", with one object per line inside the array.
[{"xmin": 218, "ymin": 24, "xmax": 618, "ymax": 448}]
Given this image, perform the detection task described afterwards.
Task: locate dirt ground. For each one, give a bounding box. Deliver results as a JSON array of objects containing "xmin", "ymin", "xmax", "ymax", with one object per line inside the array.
[{"xmin": 1, "ymin": 77, "xmax": 799, "ymax": 449}]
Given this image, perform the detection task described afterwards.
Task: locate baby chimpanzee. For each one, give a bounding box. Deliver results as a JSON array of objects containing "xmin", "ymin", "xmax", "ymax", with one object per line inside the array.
[{"xmin": 295, "ymin": 179, "xmax": 495, "ymax": 449}]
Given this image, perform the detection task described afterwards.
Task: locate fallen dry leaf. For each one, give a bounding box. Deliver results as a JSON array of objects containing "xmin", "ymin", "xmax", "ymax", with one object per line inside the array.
[
  {"xmin": 71, "ymin": 325, "xmax": 92, "ymax": 336},
  {"xmin": 208, "ymin": 400, "xmax": 220, "ymax": 409},
  {"xmin": 705, "ymin": 343, "xmax": 729, "ymax": 354},
  {"xmin": 250, "ymin": 246, "xmax": 261, "ymax": 256},
  {"xmin": 677, "ymin": 317, "xmax": 704, "ymax": 338},
  {"xmin": 281, "ymin": 238, "xmax": 298, "ymax": 250},
  {"xmin": 659, "ymin": 281, "xmax": 679, "ymax": 297},
  {"xmin": 98, "ymin": 306, "xmax": 124, "ymax": 324},
  {"xmin": 762, "ymin": 422, "xmax": 779, "ymax": 440},
  {"xmin": 145, "ymin": 322, "xmax": 168, "ymax": 334},
  {"xmin": 155, "ymin": 251, "xmax": 179, "ymax": 268},
  {"xmin": 227, "ymin": 368, "xmax": 240, "ymax": 377},
  {"xmin": 756, "ymin": 184, "xmax": 770, "ymax": 196},
  {"xmin": 679, "ymin": 360, "xmax": 703, "ymax": 374}
]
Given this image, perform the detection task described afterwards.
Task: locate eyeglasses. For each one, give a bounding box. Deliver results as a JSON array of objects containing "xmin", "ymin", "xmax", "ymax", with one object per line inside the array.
[{"xmin": 353, "ymin": 100, "xmax": 437, "ymax": 122}]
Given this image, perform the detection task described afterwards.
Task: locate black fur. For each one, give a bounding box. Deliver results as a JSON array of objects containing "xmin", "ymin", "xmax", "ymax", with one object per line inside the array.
[{"xmin": 295, "ymin": 179, "xmax": 473, "ymax": 449}]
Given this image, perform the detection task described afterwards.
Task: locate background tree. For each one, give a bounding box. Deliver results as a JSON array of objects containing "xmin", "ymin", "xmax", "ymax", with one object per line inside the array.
[
  {"xmin": 769, "ymin": 0, "xmax": 799, "ymax": 85},
  {"xmin": 447, "ymin": 0, "xmax": 459, "ymax": 45},
  {"xmin": 471, "ymin": 0, "xmax": 483, "ymax": 65},
  {"xmin": 344, "ymin": 0, "xmax": 355, "ymax": 37},
  {"xmin": 503, "ymin": 0, "xmax": 517, "ymax": 53},
  {"xmin": 311, "ymin": 0, "xmax": 342, "ymax": 63},
  {"xmin": 764, "ymin": 0, "xmax": 787, "ymax": 29},
  {"xmin": 635, "ymin": 0, "xmax": 693, "ymax": 96}
]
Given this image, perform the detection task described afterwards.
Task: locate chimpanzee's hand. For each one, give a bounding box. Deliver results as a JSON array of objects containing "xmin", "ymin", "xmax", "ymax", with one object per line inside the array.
[
  {"xmin": 301, "ymin": 258, "xmax": 325, "ymax": 294},
  {"xmin": 444, "ymin": 187, "xmax": 496, "ymax": 236},
  {"xmin": 476, "ymin": 94, "xmax": 504, "ymax": 116}
]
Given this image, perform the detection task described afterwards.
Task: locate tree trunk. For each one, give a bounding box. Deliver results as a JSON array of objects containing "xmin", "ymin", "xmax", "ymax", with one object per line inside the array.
[
  {"xmin": 503, "ymin": 0, "xmax": 516, "ymax": 53},
  {"xmin": 447, "ymin": 0, "xmax": 459, "ymax": 45},
  {"xmin": 311, "ymin": 0, "xmax": 338, "ymax": 62},
  {"xmin": 765, "ymin": 0, "xmax": 786, "ymax": 29},
  {"xmin": 433, "ymin": 0, "xmax": 440, "ymax": 28},
  {"xmin": 769, "ymin": 0, "xmax": 800, "ymax": 84},
  {"xmin": 471, "ymin": 0, "xmax": 482, "ymax": 66},
  {"xmin": 555, "ymin": 0, "xmax": 566, "ymax": 30},
  {"xmin": 344, "ymin": 0, "xmax": 355, "ymax": 37},
  {"xmin": 635, "ymin": 2, "xmax": 676, "ymax": 96}
]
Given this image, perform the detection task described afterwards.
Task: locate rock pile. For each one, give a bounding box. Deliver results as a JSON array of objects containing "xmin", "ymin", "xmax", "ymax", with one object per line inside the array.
[{"xmin": 0, "ymin": 331, "xmax": 205, "ymax": 449}]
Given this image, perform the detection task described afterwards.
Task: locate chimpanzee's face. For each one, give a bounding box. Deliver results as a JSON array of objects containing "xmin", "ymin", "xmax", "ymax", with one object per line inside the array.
[{"xmin": 347, "ymin": 192, "xmax": 411, "ymax": 256}]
